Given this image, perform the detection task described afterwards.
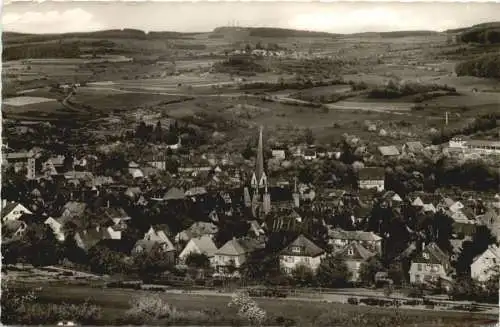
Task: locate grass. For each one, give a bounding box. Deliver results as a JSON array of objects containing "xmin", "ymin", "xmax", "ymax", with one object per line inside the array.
[{"xmin": 19, "ymin": 283, "xmax": 496, "ymax": 326}]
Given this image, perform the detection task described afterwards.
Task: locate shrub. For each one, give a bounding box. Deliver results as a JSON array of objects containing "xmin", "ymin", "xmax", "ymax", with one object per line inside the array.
[{"xmin": 228, "ymin": 291, "xmax": 267, "ymax": 326}]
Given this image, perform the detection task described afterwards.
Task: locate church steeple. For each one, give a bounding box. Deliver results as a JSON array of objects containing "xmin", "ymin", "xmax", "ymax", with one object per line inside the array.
[
  {"xmin": 292, "ymin": 177, "xmax": 300, "ymax": 208},
  {"xmin": 251, "ymin": 125, "xmax": 267, "ymax": 189}
]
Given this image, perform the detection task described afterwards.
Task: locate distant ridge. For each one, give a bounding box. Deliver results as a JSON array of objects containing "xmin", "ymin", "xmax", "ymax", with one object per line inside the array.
[
  {"xmin": 212, "ymin": 26, "xmax": 341, "ymax": 38},
  {"xmin": 445, "ymin": 21, "xmax": 500, "ymax": 34}
]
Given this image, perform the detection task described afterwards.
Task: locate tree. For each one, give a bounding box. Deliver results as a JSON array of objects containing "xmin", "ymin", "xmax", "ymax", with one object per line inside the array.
[
  {"xmin": 17, "ymin": 223, "xmax": 62, "ymax": 266},
  {"xmin": 304, "ymin": 128, "xmax": 314, "ymax": 145},
  {"xmin": 154, "ymin": 121, "xmax": 163, "ymax": 143},
  {"xmin": 455, "ymin": 225, "xmax": 497, "ymax": 277},
  {"xmin": 185, "ymin": 252, "xmax": 210, "ymax": 269},
  {"xmin": 242, "ymin": 141, "xmax": 255, "ymax": 160},
  {"xmin": 316, "ymin": 254, "xmax": 351, "ymax": 287},
  {"xmin": 359, "ymin": 256, "xmax": 384, "ymax": 286},
  {"xmin": 432, "ymin": 212, "xmax": 454, "ymax": 254},
  {"xmin": 291, "ymin": 264, "xmax": 314, "ymax": 287},
  {"xmin": 88, "ymin": 244, "xmax": 127, "ymax": 275}
]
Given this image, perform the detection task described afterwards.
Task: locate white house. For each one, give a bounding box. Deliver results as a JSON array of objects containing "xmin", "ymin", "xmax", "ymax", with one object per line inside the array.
[
  {"xmin": 1, "ymin": 201, "xmax": 32, "ymax": 223},
  {"xmin": 279, "ymin": 234, "xmax": 325, "ymax": 274},
  {"xmin": 336, "ymin": 242, "xmax": 376, "ymax": 282},
  {"xmin": 178, "ymin": 235, "xmax": 218, "ymax": 264},
  {"xmin": 409, "ymin": 242, "xmax": 451, "ymax": 285},
  {"xmin": 213, "ymin": 237, "xmax": 264, "ymax": 275},
  {"xmin": 271, "ymin": 149, "xmax": 286, "ymax": 160},
  {"xmin": 358, "ymin": 167, "xmax": 385, "ymax": 192},
  {"xmin": 448, "ymin": 137, "xmax": 500, "ymax": 155},
  {"xmin": 328, "ymin": 229, "xmax": 383, "ymax": 255},
  {"xmin": 471, "ymin": 244, "xmax": 500, "ymax": 282}
]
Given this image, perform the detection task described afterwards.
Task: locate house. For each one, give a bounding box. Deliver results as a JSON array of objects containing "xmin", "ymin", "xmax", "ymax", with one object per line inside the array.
[
  {"xmin": 2, "ymin": 151, "xmax": 37, "ymax": 179},
  {"xmin": 102, "ymin": 206, "xmax": 131, "ymax": 226},
  {"xmin": 477, "ymin": 208, "xmax": 500, "ymax": 241},
  {"xmin": 213, "ymin": 237, "xmax": 265, "ymax": 275},
  {"xmin": 470, "ymin": 244, "xmax": 500, "ymax": 282},
  {"xmin": 2, "ymin": 219, "xmax": 28, "ymax": 241},
  {"xmin": 378, "ymin": 145, "xmax": 400, "ymax": 157},
  {"xmin": 336, "ymin": 242, "xmax": 376, "ymax": 282},
  {"xmin": 448, "ymin": 137, "xmax": 500, "ymax": 155},
  {"xmin": 74, "ymin": 226, "xmax": 113, "ymax": 251},
  {"xmin": 146, "ymin": 155, "xmax": 166, "ymax": 171},
  {"xmin": 131, "ymin": 239, "xmax": 176, "ymax": 264},
  {"xmin": 178, "ymin": 235, "xmax": 218, "ymax": 264},
  {"xmin": 175, "ymin": 222, "xmax": 218, "ymax": 243},
  {"xmin": 403, "ymin": 141, "xmax": 424, "ymax": 154},
  {"xmin": 144, "ymin": 225, "xmax": 172, "ymax": 243},
  {"xmin": 409, "ymin": 242, "xmax": 452, "ymax": 285},
  {"xmin": 279, "ymin": 234, "xmax": 325, "ymax": 274},
  {"xmin": 328, "ymin": 228, "xmax": 383, "ymax": 255},
  {"xmin": 60, "ymin": 201, "xmax": 87, "ymax": 220},
  {"xmin": 271, "ymin": 149, "xmax": 286, "ymax": 160},
  {"xmin": 185, "ymin": 187, "xmax": 208, "ymax": 197},
  {"xmin": 358, "ymin": 167, "xmax": 385, "ymax": 192},
  {"xmin": 303, "ymin": 149, "xmax": 317, "ymax": 161},
  {"xmin": 128, "ymin": 161, "xmax": 144, "ymax": 179},
  {"xmin": 1, "ymin": 201, "xmax": 32, "ymax": 222},
  {"xmin": 44, "ymin": 216, "xmax": 67, "ymax": 241}
]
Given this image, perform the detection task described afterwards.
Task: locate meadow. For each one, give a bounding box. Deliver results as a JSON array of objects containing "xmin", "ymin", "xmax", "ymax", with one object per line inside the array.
[{"xmin": 22, "ymin": 283, "xmax": 497, "ymax": 326}]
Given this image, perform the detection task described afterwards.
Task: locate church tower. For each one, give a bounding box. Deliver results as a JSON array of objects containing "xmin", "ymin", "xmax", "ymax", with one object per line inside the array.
[
  {"xmin": 292, "ymin": 177, "xmax": 300, "ymax": 208},
  {"xmin": 243, "ymin": 187, "xmax": 251, "ymax": 208},
  {"xmin": 263, "ymin": 183, "xmax": 271, "ymax": 215},
  {"xmin": 251, "ymin": 126, "xmax": 267, "ymax": 189}
]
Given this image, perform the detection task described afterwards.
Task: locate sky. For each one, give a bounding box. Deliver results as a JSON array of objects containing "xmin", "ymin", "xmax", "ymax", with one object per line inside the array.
[{"xmin": 2, "ymin": 1, "xmax": 500, "ymax": 35}]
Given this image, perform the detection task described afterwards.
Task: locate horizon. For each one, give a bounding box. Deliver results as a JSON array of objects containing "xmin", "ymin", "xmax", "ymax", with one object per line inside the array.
[{"xmin": 3, "ymin": 2, "xmax": 500, "ymax": 35}]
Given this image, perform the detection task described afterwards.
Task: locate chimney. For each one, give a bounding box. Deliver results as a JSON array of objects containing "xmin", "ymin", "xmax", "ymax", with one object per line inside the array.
[
  {"xmin": 107, "ymin": 200, "xmax": 110, "ymax": 208},
  {"xmin": 2, "ymin": 199, "xmax": 6, "ymax": 208},
  {"xmin": 422, "ymin": 241, "xmax": 425, "ymax": 252}
]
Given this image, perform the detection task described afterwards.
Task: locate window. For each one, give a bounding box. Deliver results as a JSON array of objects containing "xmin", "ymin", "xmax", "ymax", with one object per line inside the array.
[
  {"xmin": 347, "ymin": 248, "xmax": 354, "ymax": 256},
  {"xmin": 417, "ymin": 264, "xmax": 422, "ymax": 271},
  {"xmin": 426, "ymin": 264, "xmax": 431, "ymax": 272},
  {"xmin": 423, "ymin": 253, "xmax": 429, "ymax": 259},
  {"xmin": 292, "ymin": 246, "xmax": 301, "ymax": 254}
]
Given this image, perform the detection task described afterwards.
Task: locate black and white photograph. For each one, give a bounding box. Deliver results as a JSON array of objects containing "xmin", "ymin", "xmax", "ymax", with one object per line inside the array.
[{"xmin": 1, "ymin": 1, "xmax": 499, "ymax": 326}]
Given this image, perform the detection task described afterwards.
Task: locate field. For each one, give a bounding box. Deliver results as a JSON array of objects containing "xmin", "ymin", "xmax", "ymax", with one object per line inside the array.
[
  {"xmin": 3, "ymin": 96, "xmax": 57, "ymax": 106},
  {"xmin": 2, "ymin": 25, "xmax": 499, "ymax": 147},
  {"xmin": 19, "ymin": 283, "xmax": 497, "ymax": 326}
]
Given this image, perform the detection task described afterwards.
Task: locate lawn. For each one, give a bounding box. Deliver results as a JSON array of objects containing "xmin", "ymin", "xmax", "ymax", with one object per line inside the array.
[{"xmin": 22, "ymin": 283, "xmax": 497, "ymax": 326}]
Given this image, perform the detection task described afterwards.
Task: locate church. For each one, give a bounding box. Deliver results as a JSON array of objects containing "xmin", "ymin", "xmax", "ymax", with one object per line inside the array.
[{"xmin": 242, "ymin": 126, "xmax": 300, "ymax": 218}]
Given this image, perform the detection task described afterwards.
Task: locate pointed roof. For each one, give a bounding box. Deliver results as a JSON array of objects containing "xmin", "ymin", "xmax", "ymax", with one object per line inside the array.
[
  {"xmin": 337, "ymin": 241, "xmax": 376, "ymax": 261},
  {"xmin": 255, "ymin": 126, "xmax": 265, "ymax": 184},
  {"xmin": 280, "ymin": 234, "xmax": 324, "ymax": 257},
  {"xmin": 189, "ymin": 235, "xmax": 218, "ymax": 256},
  {"xmin": 413, "ymin": 242, "xmax": 450, "ymax": 267},
  {"xmin": 412, "ymin": 197, "xmax": 425, "ymax": 207},
  {"xmin": 216, "ymin": 238, "xmax": 247, "ymax": 256},
  {"xmin": 164, "ymin": 187, "xmax": 185, "ymax": 200}
]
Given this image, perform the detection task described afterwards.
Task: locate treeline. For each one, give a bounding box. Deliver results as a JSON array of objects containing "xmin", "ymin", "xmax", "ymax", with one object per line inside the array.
[
  {"xmin": 455, "ymin": 54, "xmax": 500, "ymax": 78},
  {"xmin": 3, "ymin": 43, "xmax": 81, "ymax": 61},
  {"xmin": 213, "ymin": 55, "xmax": 268, "ymax": 75},
  {"xmin": 240, "ymin": 78, "xmax": 348, "ymax": 92},
  {"xmin": 459, "ymin": 27, "xmax": 500, "ymax": 44},
  {"xmin": 431, "ymin": 113, "xmax": 498, "ymax": 145},
  {"xmin": 368, "ymin": 80, "xmax": 456, "ymax": 99},
  {"xmin": 248, "ymin": 27, "xmax": 338, "ymax": 38}
]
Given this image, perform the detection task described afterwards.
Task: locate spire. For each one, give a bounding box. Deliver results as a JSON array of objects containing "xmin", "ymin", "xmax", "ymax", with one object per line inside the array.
[{"xmin": 256, "ymin": 126, "xmax": 264, "ymax": 185}]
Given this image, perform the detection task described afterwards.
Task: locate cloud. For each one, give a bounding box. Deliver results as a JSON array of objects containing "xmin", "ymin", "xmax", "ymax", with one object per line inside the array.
[{"xmin": 2, "ymin": 8, "xmax": 105, "ymax": 33}]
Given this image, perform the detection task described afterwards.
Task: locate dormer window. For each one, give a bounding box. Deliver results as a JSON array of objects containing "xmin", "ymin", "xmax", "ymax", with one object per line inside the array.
[
  {"xmin": 423, "ymin": 253, "xmax": 429, "ymax": 259},
  {"xmin": 347, "ymin": 248, "xmax": 354, "ymax": 256},
  {"xmin": 291, "ymin": 246, "xmax": 301, "ymax": 254}
]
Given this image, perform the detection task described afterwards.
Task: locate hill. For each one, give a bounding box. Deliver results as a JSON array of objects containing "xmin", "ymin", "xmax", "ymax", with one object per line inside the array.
[
  {"xmin": 446, "ymin": 22, "xmax": 500, "ymax": 44},
  {"xmin": 212, "ymin": 26, "xmax": 340, "ymax": 38},
  {"xmin": 351, "ymin": 30, "xmax": 439, "ymax": 38}
]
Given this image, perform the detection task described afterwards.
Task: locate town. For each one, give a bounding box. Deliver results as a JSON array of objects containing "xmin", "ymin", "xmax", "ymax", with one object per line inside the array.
[{"xmin": 2, "ymin": 3, "xmax": 500, "ymax": 327}]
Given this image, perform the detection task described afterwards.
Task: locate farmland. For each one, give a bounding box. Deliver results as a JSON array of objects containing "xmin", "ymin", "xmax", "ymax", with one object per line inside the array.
[{"xmin": 2, "ymin": 23, "xmax": 499, "ymax": 147}]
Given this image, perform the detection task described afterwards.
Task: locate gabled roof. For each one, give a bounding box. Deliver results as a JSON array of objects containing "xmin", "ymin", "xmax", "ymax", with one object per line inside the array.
[
  {"xmin": 164, "ymin": 187, "xmax": 185, "ymax": 200},
  {"xmin": 133, "ymin": 239, "xmax": 175, "ymax": 253},
  {"xmin": 215, "ymin": 237, "xmax": 264, "ymax": 256},
  {"xmin": 103, "ymin": 207, "xmax": 130, "ymax": 221},
  {"xmin": 189, "ymin": 235, "xmax": 218, "ymax": 256},
  {"xmin": 412, "ymin": 242, "xmax": 450, "ymax": 267},
  {"xmin": 412, "ymin": 197, "xmax": 425, "ymax": 207},
  {"xmin": 280, "ymin": 234, "xmax": 324, "ymax": 257},
  {"xmin": 337, "ymin": 241, "xmax": 375, "ymax": 261},
  {"xmin": 358, "ymin": 167, "xmax": 385, "ymax": 180},
  {"xmin": 2, "ymin": 220, "xmax": 26, "ymax": 238},
  {"xmin": 61, "ymin": 201, "xmax": 87, "ymax": 218},
  {"xmin": 1, "ymin": 202, "xmax": 30, "ymax": 219},
  {"xmin": 328, "ymin": 228, "xmax": 382, "ymax": 242},
  {"xmin": 185, "ymin": 187, "xmax": 207, "ymax": 196},
  {"xmin": 75, "ymin": 226, "xmax": 111, "ymax": 250},
  {"xmin": 378, "ymin": 145, "xmax": 400, "ymax": 156},
  {"xmin": 405, "ymin": 141, "xmax": 424, "ymax": 152},
  {"xmin": 473, "ymin": 244, "xmax": 500, "ymax": 264}
]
